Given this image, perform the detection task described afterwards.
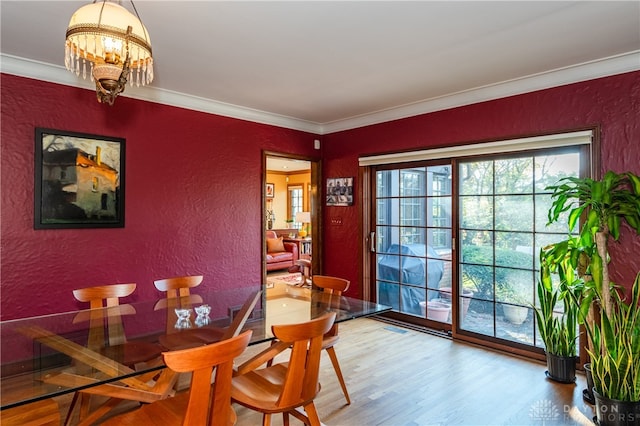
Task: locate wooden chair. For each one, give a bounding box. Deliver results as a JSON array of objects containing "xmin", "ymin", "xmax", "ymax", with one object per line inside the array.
[
  {"xmin": 312, "ymin": 275, "xmax": 352, "ymax": 405},
  {"xmin": 231, "ymin": 312, "xmax": 336, "ymax": 426},
  {"xmin": 72, "ymin": 283, "xmax": 164, "ymax": 367},
  {"xmin": 63, "ymin": 283, "xmax": 172, "ymax": 426},
  {"xmin": 102, "ymin": 330, "xmax": 252, "ymax": 426},
  {"xmin": 295, "ymin": 258, "xmax": 312, "ymax": 287},
  {"xmin": 154, "ymin": 275, "xmax": 208, "ymax": 350}
]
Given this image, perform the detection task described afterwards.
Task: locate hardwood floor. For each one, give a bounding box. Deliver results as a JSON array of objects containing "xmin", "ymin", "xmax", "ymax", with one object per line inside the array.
[
  {"xmin": 54, "ymin": 317, "xmax": 595, "ymax": 425},
  {"xmin": 234, "ymin": 318, "xmax": 594, "ymax": 426}
]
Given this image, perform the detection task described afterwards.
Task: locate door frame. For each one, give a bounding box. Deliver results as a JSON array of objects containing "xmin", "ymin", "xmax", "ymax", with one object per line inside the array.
[{"xmin": 262, "ymin": 151, "xmax": 322, "ymax": 282}]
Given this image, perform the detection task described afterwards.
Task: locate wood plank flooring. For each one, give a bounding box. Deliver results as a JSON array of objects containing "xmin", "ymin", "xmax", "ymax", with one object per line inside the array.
[{"xmin": 54, "ymin": 317, "xmax": 596, "ymax": 425}]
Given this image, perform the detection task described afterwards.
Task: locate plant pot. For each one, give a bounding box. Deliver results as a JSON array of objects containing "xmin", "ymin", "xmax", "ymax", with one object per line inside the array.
[
  {"xmin": 502, "ymin": 304, "xmax": 528, "ymax": 325},
  {"xmin": 460, "ymin": 290, "xmax": 473, "ymax": 321},
  {"xmin": 593, "ymin": 389, "xmax": 640, "ymax": 426},
  {"xmin": 420, "ymin": 300, "xmax": 451, "ymax": 322},
  {"xmin": 438, "ymin": 287, "xmax": 474, "ymax": 321},
  {"xmin": 545, "ymin": 353, "xmax": 576, "ymax": 384},
  {"xmin": 584, "ymin": 363, "xmax": 595, "ymax": 404}
]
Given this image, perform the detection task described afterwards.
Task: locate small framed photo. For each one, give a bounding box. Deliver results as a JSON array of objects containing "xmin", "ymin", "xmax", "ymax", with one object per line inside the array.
[
  {"xmin": 34, "ymin": 128, "xmax": 125, "ymax": 229},
  {"xmin": 266, "ymin": 182, "xmax": 275, "ymax": 198},
  {"xmin": 326, "ymin": 177, "xmax": 353, "ymax": 206}
]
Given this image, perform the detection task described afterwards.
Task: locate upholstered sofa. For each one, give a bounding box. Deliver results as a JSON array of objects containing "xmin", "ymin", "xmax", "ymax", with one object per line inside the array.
[{"xmin": 266, "ymin": 230, "xmax": 299, "ymax": 271}]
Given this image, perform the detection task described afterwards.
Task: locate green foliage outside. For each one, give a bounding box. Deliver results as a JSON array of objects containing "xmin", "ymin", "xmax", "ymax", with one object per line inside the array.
[{"xmin": 461, "ymin": 245, "xmax": 534, "ymax": 305}]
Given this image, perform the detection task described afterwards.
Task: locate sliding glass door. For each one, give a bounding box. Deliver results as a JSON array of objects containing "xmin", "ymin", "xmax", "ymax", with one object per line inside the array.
[
  {"xmin": 374, "ymin": 165, "xmax": 453, "ymax": 327},
  {"xmin": 369, "ymin": 139, "xmax": 588, "ymax": 352},
  {"xmin": 458, "ymin": 152, "xmax": 580, "ymax": 347}
]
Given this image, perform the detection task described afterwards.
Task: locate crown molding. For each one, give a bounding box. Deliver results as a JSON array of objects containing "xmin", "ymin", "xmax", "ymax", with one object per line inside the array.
[
  {"xmin": 320, "ymin": 51, "xmax": 640, "ymax": 134},
  {"xmin": 0, "ymin": 54, "xmax": 322, "ymax": 134},
  {"xmin": 2, "ymin": 51, "xmax": 638, "ymax": 135}
]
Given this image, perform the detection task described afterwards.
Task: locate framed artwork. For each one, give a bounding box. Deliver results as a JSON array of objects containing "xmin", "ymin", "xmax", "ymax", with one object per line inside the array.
[
  {"xmin": 266, "ymin": 182, "xmax": 275, "ymax": 198},
  {"xmin": 326, "ymin": 177, "xmax": 354, "ymax": 206},
  {"xmin": 34, "ymin": 128, "xmax": 125, "ymax": 229}
]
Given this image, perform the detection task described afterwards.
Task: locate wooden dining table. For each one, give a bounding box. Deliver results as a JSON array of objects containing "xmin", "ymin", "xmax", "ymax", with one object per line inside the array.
[{"xmin": 0, "ymin": 282, "xmax": 390, "ymax": 411}]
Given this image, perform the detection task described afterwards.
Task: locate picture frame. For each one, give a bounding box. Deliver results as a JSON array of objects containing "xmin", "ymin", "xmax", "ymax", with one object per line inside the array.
[
  {"xmin": 266, "ymin": 182, "xmax": 275, "ymax": 199},
  {"xmin": 326, "ymin": 177, "xmax": 354, "ymax": 206},
  {"xmin": 34, "ymin": 128, "xmax": 125, "ymax": 229}
]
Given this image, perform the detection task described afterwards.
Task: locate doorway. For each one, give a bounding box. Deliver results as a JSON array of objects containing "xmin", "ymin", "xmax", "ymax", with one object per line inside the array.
[{"xmin": 263, "ymin": 152, "xmax": 321, "ymax": 283}]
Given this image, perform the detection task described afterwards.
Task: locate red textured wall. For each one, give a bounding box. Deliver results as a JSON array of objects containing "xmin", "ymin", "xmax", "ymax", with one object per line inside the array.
[
  {"xmin": 322, "ymin": 71, "xmax": 640, "ymax": 298},
  {"xmin": 0, "ymin": 74, "xmax": 318, "ymax": 320},
  {"xmin": 2, "ymin": 72, "xmax": 639, "ymax": 319}
]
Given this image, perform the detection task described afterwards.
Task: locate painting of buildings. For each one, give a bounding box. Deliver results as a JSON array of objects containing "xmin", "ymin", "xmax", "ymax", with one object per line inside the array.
[{"xmin": 36, "ymin": 130, "xmax": 124, "ymax": 228}]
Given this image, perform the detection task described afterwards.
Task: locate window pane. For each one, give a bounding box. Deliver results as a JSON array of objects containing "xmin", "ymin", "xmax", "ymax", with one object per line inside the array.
[
  {"xmin": 400, "ymin": 198, "xmax": 426, "ymax": 227},
  {"xmin": 495, "ymin": 268, "xmax": 534, "ymax": 305},
  {"xmin": 534, "ymin": 152, "xmax": 581, "ymax": 192},
  {"xmin": 460, "ymin": 263, "xmax": 494, "ymax": 301},
  {"xmin": 495, "ymin": 157, "xmax": 533, "ymax": 194},
  {"xmin": 427, "ymin": 196, "xmax": 451, "ymax": 227},
  {"xmin": 376, "ymin": 198, "xmax": 397, "ymax": 226},
  {"xmin": 376, "ymin": 225, "xmax": 399, "ymax": 253},
  {"xmin": 459, "ymin": 161, "xmax": 493, "ymax": 195},
  {"xmin": 428, "ymin": 228, "xmax": 452, "ymax": 254},
  {"xmin": 377, "ymin": 169, "xmax": 399, "ymax": 197},
  {"xmin": 461, "ymin": 232, "xmax": 494, "ymax": 265},
  {"xmin": 495, "ymin": 232, "xmax": 534, "ymax": 269},
  {"xmin": 535, "ymin": 194, "xmax": 568, "ymax": 233},
  {"xmin": 495, "ymin": 195, "xmax": 533, "ymax": 232},
  {"xmin": 460, "ymin": 196, "xmax": 494, "ymax": 229},
  {"xmin": 400, "ymin": 168, "xmax": 427, "ymax": 197}
]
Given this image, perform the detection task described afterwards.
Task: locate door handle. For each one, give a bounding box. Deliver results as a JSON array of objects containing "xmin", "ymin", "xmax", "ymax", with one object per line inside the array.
[{"xmin": 370, "ymin": 231, "xmax": 376, "ymax": 252}]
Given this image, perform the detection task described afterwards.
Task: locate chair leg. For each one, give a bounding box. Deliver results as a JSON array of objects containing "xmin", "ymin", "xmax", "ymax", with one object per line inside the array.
[
  {"xmin": 303, "ymin": 402, "xmax": 322, "ymax": 426},
  {"xmin": 262, "ymin": 413, "xmax": 272, "ymax": 426},
  {"xmin": 283, "ymin": 412, "xmax": 290, "ymax": 426},
  {"xmin": 326, "ymin": 346, "xmax": 351, "ymax": 405}
]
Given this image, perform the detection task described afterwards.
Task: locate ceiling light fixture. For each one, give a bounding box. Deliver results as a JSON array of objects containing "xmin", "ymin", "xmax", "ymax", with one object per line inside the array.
[{"xmin": 65, "ymin": 0, "xmax": 153, "ymax": 105}]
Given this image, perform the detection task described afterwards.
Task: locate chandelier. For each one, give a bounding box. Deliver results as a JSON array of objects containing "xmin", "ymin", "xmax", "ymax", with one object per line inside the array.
[{"xmin": 65, "ymin": 0, "xmax": 153, "ymax": 105}]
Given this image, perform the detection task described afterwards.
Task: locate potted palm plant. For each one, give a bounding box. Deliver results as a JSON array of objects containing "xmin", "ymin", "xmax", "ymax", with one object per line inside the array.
[
  {"xmin": 533, "ymin": 248, "xmax": 580, "ymax": 383},
  {"xmin": 545, "ymin": 171, "xmax": 640, "ymax": 425}
]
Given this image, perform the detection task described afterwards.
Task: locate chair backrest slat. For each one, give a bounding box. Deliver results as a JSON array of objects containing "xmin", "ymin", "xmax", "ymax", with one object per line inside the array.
[
  {"xmin": 162, "ymin": 330, "xmax": 252, "ymax": 426},
  {"xmin": 154, "ymin": 276, "xmax": 203, "ymax": 299},
  {"xmin": 312, "ymin": 275, "xmax": 349, "ymax": 295},
  {"xmin": 73, "ymin": 283, "xmax": 136, "ymax": 309},
  {"xmin": 272, "ymin": 312, "xmax": 335, "ymax": 408}
]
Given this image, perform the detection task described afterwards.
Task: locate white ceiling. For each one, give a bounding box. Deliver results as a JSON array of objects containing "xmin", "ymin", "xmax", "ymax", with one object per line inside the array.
[{"xmin": 1, "ymin": 1, "xmax": 639, "ymax": 134}]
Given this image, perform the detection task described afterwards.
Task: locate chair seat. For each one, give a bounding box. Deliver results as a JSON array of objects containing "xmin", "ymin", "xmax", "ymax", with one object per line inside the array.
[
  {"xmin": 267, "ymin": 251, "xmax": 294, "ymax": 262},
  {"xmin": 158, "ymin": 327, "xmax": 226, "ymax": 351},
  {"xmin": 232, "ymin": 363, "xmax": 320, "ymax": 413},
  {"xmin": 322, "ymin": 334, "xmax": 339, "ymax": 349},
  {"xmin": 100, "ymin": 341, "xmax": 164, "ymax": 367}
]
